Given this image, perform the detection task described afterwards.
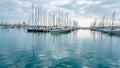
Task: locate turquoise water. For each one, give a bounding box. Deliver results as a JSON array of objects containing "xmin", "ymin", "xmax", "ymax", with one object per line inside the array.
[{"xmin": 0, "ymin": 29, "xmax": 120, "ymax": 68}]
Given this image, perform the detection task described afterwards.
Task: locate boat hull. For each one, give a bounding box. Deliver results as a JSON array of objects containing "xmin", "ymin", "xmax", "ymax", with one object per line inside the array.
[
  {"xmin": 27, "ymin": 28, "xmax": 49, "ymax": 32},
  {"xmin": 109, "ymin": 31, "xmax": 120, "ymax": 34}
]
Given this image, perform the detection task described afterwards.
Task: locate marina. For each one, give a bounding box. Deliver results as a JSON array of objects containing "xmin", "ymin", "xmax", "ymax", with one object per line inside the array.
[{"xmin": 1, "ymin": 0, "xmax": 120, "ymax": 68}]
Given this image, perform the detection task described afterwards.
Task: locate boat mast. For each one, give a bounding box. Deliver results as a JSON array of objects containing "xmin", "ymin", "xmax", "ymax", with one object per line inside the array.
[
  {"xmin": 101, "ymin": 15, "xmax": 105, "ymax": 28},
  {"xmin": 69, "ymin": 18, "xmax": 72, "ymax": 27},
  {"xmin": 75, "ymin": 20, "xmax": 78, "ymax": 28},
  {"xmin": 66, "ymin": 12, "xmax": 68, "ymax": 27},
  {"xmin": 40, "ymin": 7, "xmax": 42, "ymax": 26},
  {"xmin": 111, "ymin": 11, "xmax": 115, "ymax": 30},
  {"xmin": 43, "ymin": 9, "xmax": 45, "ymax": 26},
  {"xmin": 61, "ymin": 11, "xmax": 63, "ymax": 27},
  {"xmin": 48, "ymin": 12, "xmax": 50, "ymax": 26},
  {"xmin": 53, "ymin": 12, "xmax": 55, "ymax": 26},
  {"xmin": 73, "ymin": 20, "xmax": 75, "ymax": 28},
  {"xmin": 41, "ymin": 7, "xmax": 43, "ymax": 26},
  {"xmin": 32, "ymin": 4, "xmax": 34, "ymax": 26},
  {"xmin": 93, "ymin": 18, "xmax": 97, "ymax": 28},
  {"xmin": 1, "ymin": 16, "xmax": 4, "ymax": 25},
  {"xmin": 37, "ymin": 7, "xmax": 39, "ymax": 26},
  {"xmin": 28, "ymin": 13, "xmax": 31, "ymax": 26},
  {"xmin": 35, "ymin": 7, "xmax": 37, "ymax": 27},
  {"xmin": 58, "ymin": 11, "xmax": 61, "ymax": 27}
]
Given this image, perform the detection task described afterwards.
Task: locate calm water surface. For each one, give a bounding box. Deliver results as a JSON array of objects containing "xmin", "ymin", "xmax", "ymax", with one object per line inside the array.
[{"xmin": 0, "ymin": 29, "xmax": 120, "ymax": 68}]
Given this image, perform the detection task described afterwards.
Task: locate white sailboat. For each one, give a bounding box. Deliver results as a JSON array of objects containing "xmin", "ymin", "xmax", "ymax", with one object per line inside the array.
[{"xmin": 50, "ymin": 12, "xmax": 71, "ymax": 33}]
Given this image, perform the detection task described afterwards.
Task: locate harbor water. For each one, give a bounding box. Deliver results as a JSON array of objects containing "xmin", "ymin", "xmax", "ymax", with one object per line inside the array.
[{"xmin": 0, "ymin": 29, "xmax": 120, "ymax": 68}]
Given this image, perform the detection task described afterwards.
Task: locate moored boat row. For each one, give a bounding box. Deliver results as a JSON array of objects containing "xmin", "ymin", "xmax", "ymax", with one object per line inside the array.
[
  {"xmin": 26, "ymin": 4, "xmax": 79, "ymax": 33},
  {"xmin": 90, "ymin": 11, "xmax": 120, "ymax": 35}
]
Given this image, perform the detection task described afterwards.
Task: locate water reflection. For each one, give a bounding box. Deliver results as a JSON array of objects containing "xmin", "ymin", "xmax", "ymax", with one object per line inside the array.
[{"xmin": 0, "ymin": 29, "xmax": 120, "ymax": 68}]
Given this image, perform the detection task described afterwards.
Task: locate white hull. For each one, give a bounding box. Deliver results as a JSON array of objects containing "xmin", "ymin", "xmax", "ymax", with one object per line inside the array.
[
  {"xmin": 109, "ymin": 29, "xmax": 120, "ymax": 34},
  {"xmin": 50, "ymin": 28, "xmax": 71, "ymax": 33}
]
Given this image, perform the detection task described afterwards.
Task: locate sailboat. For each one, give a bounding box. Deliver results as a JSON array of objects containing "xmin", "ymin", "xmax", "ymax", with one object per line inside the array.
[
  {"xmin": 0, "ymin": 17, "xmax": 8, "ymax": 29},
  {"xmin": 90, "ymin": 18, "xmax": 97, "ymax": 30},
  {"xmin": 27, "ymin": 4, "xmax": 50, "ymax": 32},
  {"xmin": 50, "ymin": 12, "xmax": 71, "ymax": 33},
  {"xmin": 102, "ymin": 11, "xmax": 119, "ymax": 34},
  {"xmin": 101, "ymin": 11, "xmax": 120, "ymax": 35}
]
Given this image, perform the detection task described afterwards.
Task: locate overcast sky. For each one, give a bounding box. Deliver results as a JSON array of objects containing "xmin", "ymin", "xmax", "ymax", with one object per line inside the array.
[{"xmin": 0, "ymin": 0, "xmax": 120, "ymax": 27}]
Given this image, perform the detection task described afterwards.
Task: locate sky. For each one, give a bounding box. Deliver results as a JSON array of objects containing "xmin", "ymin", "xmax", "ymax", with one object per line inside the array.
[{"xmin": 0, "ymin": 0, "xmax": 120, "ymax": 27}]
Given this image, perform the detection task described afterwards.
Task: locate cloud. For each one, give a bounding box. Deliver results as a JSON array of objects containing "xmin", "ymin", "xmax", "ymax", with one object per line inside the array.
[
  {"xmin": 0, "ymin": 0, "xmax": 120, "ymax": 26},
  {"xmin": 49, "ymin": 0, "xmax": 71, "ymax": 6},
  {"xmin": 14, "ymin": 0, "xmax": 32, "ymax": 8},
  {"xmin": 102, "ymin": 4, "xmax": 114, "ymax": 9},
  {"xmin": 76, "ymin": 0, "xmax": 102, "ymax": 6}
]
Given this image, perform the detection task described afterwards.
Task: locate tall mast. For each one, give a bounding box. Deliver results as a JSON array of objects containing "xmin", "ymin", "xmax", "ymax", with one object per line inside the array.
[
  {"xmin": 48, "ymin": 12, "xmax": 51, "ymax": 26},
  {"xmin": 66, "ymin": 12, "xmax": 68, "ymax": 27},
  {"xmin": 35, "ymin": 7, "xmax": 37, "ymax": 26},
  {"xmin": 101, "ymin": 15, "xmax": 105, "ymax": 28},
  {"xmin": 46, "ymin": 12, "xmax": 49, "ymax": 26},
  {"xmin": 32, "ymin": 4, "xmax": 34, "ymax": 26},
  {"xmin": 69, "ymin": 18, "xmax": 72, "ymax": 27},
  {"xmin": 28, "ymin": 13, "xmax": 31, "ymax": 25},
  {"xmin": 48, "ymin": 12, "xmax": 50, "ymax": 26},
  {"xmin": 93, "ymin": 18, "xmax": 97, "ymax": 27},
  {"xmin": 43, "ymin": 9, "xmax": 45, "ymax": 26},
  {"xmin": 41, "ymin": 7, "xmax": 43, "ymax": 26},
  {"xmin": 37, "ymin": 7, "xmax": 39, "ymax": 26},
  {"xmin": 1, "ymin": 16, "xmax": 4, "ymax": 25},
  {"xmin": 67, "ymin": 19, "xmax": 72, "ymax": 27},
  {"xmin": 61, "ymin": 11, "xmax": 63, "ymax": 26},
  {"xmin": 40, "ymin": 7, "xmax": 42, "ymax": 26},
  {"xmin": 56, "ymin": 12, "xmax": 59, "ymax": 27},
  {"xmin": 42, "ymin": 9, "xmax": 45, "ymax": 26},
  {"xmin": 59, "ymin": 11, "xmax": 61, "ymax": 27},
  {"xmin": 76, "ymin": 20, "xmax": 78, "ymax": 28},
  {"xmin": 53, "ymin": 12, "xmax": 55, "ymax": 26},
  {"xmin": 73, "ymin": 20, "xmax": 75, "ymax": 28},
  {"xmin": 111, "ymin": 11, "xmax": 115, "ymax": 29}
]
